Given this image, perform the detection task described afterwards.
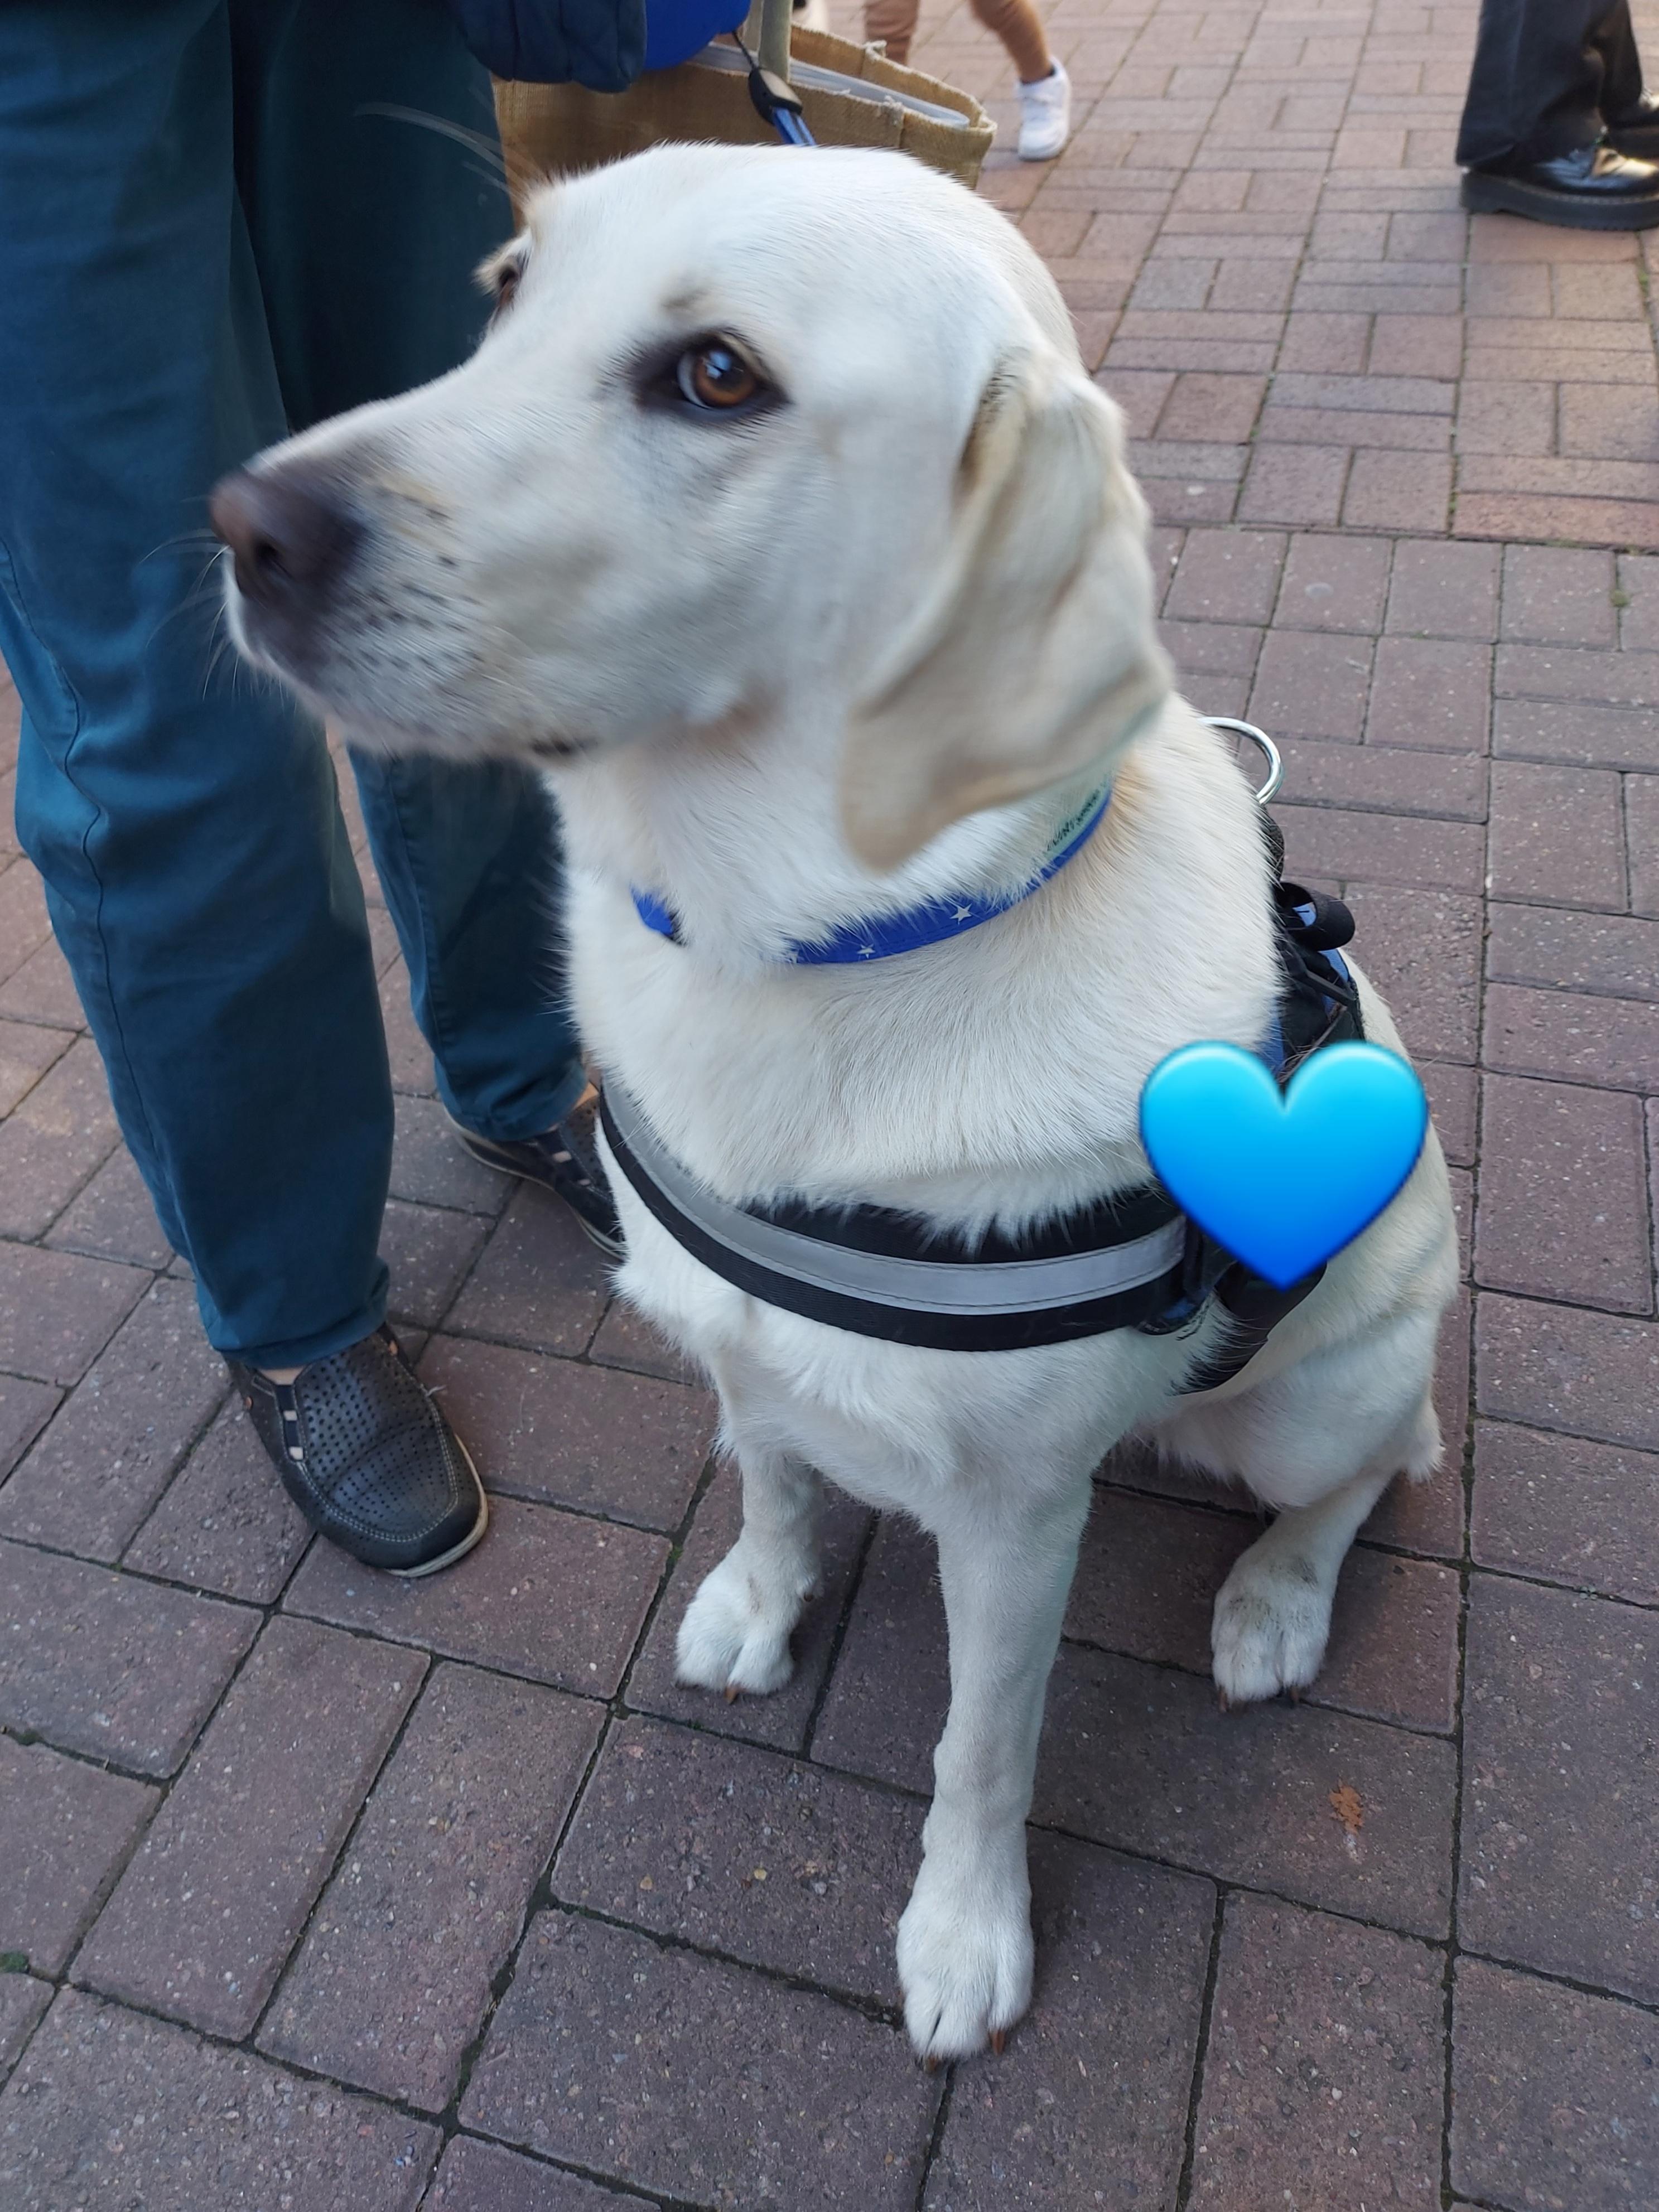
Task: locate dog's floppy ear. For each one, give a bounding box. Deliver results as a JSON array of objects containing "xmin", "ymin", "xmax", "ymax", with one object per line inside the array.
[{"xmin": 841, "ymin": 354, "xmax": 1171, "ymax": 871}]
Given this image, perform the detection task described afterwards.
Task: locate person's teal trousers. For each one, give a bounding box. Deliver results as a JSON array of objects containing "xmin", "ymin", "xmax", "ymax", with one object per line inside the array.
[{"xmin": 0, "ymin": 0, "xmax": 585, "ymax": 1368}]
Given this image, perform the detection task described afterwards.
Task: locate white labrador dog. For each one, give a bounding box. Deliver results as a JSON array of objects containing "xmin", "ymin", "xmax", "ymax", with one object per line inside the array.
[{"xmin": 216, "ymin": 144, "xmax": 1458, "ymax": 2062}]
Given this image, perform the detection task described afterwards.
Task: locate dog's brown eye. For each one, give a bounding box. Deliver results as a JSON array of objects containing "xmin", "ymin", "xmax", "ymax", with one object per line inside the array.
[{"xmin": 676, "ymin": 342, "xmax": 760, "ymax": 411}]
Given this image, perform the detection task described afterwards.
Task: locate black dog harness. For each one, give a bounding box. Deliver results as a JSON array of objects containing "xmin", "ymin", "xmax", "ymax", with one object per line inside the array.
[{"xmin": 599, "ymin": 789, "xmax": 1364, "ymax": 1391}]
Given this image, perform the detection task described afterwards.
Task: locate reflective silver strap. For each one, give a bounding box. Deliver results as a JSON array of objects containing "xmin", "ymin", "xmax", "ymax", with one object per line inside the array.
[{"xmin": 604, "ymin": 1084, "xmax": 1186, "ymax": 1318}]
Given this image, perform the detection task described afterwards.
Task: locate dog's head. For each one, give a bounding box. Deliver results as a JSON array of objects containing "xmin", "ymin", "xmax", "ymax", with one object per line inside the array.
[{"xmin": 215, "ymin": 143, "xmax": 1169, "ymax": 869}]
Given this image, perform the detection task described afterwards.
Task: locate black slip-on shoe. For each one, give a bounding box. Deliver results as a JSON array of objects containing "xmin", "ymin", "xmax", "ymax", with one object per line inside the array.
[
  {"xmin": 1461, "ymin": 142, "xmax": 1659, "ymax": 229},
  {"xmin": 228, "ymin": 1324, "xmax": 487, "ymax": 1576},
  {"xmin": 447, "ymin": 1090, "xmax": 624, "ymax": 1257}
]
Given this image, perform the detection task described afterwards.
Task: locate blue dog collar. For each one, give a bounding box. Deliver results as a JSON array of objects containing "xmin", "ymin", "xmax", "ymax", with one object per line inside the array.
[{"xmin": 631, "ymin": 778, "xmax": 1112, "ymax": 965}]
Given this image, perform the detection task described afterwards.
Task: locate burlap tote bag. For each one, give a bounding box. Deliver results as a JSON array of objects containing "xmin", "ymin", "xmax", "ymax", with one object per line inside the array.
[{"xmin": 493, "ymin": 26, "xmax": 995, "ymax": 208}]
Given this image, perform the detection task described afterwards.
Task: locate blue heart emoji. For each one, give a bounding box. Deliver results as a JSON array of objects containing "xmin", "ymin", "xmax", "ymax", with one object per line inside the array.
[{"xmin": 1140, "ymin": 1041, "xmax": 1429, "ymax": 1289}]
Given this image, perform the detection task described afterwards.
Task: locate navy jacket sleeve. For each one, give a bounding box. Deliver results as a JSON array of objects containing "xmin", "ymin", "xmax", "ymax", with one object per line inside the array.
[{"xmin": 445, "ymin": 0, "xmax": 647, "ymax": 93}]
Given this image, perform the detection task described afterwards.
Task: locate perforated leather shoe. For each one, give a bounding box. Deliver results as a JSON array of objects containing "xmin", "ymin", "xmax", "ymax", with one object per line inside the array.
[
  {"xmin": 229, "ymin": 1325, "xmax": 487, "ymax": 1576},
  {"xmin": 448, "ymin": 1090, "xmax": 624, "ymax": 1257}
]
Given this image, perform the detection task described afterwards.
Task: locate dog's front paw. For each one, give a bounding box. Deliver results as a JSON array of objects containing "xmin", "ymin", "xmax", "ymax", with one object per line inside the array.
[
  {"xmin": 1211, "ymin": 1540, "xmax": 1332, "ymax": 1706},
  {"xmin": 896, "ymin": 1845, "xmax": 1033, "ymax": 2063},
  {"xmin": 675, "ymin": 1540, "xmax": 814, "ymax": 1699}
]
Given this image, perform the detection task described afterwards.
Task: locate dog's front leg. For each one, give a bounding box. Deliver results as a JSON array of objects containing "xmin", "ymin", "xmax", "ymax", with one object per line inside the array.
[
  {"xmin": 898, "ymin": 1471, "xmax": 1093, "ymax": 2061},
  {"xmin": 676, "ymin": 1382, "xmax": 823, "ymax": 1698}
]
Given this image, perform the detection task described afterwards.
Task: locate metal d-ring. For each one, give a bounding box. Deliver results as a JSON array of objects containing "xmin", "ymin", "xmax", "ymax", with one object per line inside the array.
[{"xmin": 1203, "ymin": 716, "xmax": 1283, "ymax": 806}]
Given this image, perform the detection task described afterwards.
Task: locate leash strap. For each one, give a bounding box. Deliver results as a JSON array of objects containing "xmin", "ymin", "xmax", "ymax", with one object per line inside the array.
[{"xmin": 737, "ymin": 35, "xmax": 818, "ymax": 144}]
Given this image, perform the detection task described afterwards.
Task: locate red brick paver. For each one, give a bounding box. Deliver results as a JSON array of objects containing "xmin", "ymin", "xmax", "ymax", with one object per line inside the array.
[
  {"xmin": 122, "ymin": 1392, "xmax": 312, "ymax": 1602},
  {"xmin": 76, "ymin": 1616, "xmax": 423, "ymax": 2039},
  {"xmin": 0, "ymin": 1539, "xmax": 257, "ymax": 1773},
  {"xmin": 1037, "ymin": 1643, "xmax": 1459, "ymax": 1937},
  {"xmin": 418, "ymin": 1332, "xmax": 717, "ymax": 1528},
  {"xmin": 553, "ymin": 1714, "xmax": 927, "ymax": 2003},
  {"xmin": 284, "ymin": 1491, "xmax": 668, "ymax": 1694},
  {"xmin": 0, "ymin": 1977, "xmax": 51, "ymax": 2087},
  {"xmin": 425, "ymin": 2136, "xmax": 642, "ymax": 2212},
  {"xmin": 0, "ymin": 1736, "xmax": 157, "ymax": 1976},
  {"xmin": 460, "ymin": 1912, "xmax": 939, "ymax": 2207},
  {"xmin": 0, "ymin": 1989, "xmax": 438, "ymax": 2211},
  {"xmin": 260, "ymin": 1663, "xmax": 600, "ymax": 2109},
  {"xmin": 3, "ymin": 3, "xmax": 1659, "ymax": 2205},
  {"xmin": 1189, "ymin": 1895, "xmax": 1444, "ymax": 2208},
  {"xmin": 924, "ymin": 1836, "xmax": 1213, "ymax": 2210},
  {"xmin": 0, "ymin": 1278, "xmax": 226, "ymax": 1560},
  {"xmin": 1452, "ymin": 1960, "xmax": 1659, "ymax": 2212},
  {"xmin": 1460, "ymin": 1578, "xmax": 1659, "ymax": 2006}
]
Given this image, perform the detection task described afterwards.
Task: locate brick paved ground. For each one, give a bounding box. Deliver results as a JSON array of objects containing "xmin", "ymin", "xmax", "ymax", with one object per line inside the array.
[{"xmin": 3, "ymin": 3, "xmax": 1658, "ymax": 2206}]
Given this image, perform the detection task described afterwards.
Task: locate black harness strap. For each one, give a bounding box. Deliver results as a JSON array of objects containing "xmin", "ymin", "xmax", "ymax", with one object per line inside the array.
[
  {"xmin": 599, "ymin": 1085, "xmax": 1190, "ymax": 1352},
  {"xmin": 599, "ymin": 813, "xmax": 1368, "ymax": 1381},
  {"xmin": 1170, "ymin": 817, "xmax": 1366, "ymax": 1392}
]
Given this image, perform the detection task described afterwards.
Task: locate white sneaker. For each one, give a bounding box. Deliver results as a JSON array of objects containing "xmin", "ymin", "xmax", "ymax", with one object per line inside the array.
[{"xmin": 1016, "ymin": 60, "xmax": 1071, "ymax": 162}]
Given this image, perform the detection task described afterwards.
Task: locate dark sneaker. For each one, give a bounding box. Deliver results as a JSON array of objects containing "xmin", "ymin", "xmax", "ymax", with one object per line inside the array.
[
  {"xmin": 448, "ymin": 1090, "xmax": 624, "ymax": 1257},
  {"xmin": 229, "ymin": 1325, "xmax": 487, "ymax": 1576}
]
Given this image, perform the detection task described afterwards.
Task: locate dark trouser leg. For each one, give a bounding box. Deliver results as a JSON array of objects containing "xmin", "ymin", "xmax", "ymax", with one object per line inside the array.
[
  {"xmin": 351, "ymin": 755, "xmax": 589, "ymax": 1141},
  {"xmin": 232, "ymin": 0, "xmax": 588, "ymax": 1142},
  {"xmin": 0, "ymin": 1, "xmax": 398, "ymax": 1368},
  {"xmin": 1593, "ymin": 0, "xmax": 1646, "ymax": 122},
  {"xmin": 1, "ymin": 2, "xmax": 578, "ymax": 1367},
  {"xmin": 1457, "ymin": 0, "xmax": 1642, "ymax": 167}
]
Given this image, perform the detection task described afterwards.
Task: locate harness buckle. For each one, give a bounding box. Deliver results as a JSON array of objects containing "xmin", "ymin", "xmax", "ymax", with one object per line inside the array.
[{"xmin": 1137, "ymin": 1216, "xmax": 1227, "ymax": 1336}]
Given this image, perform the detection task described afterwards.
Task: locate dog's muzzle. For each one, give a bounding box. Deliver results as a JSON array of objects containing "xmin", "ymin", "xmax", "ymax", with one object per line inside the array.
[{"xmin": 211, "ymin": 463, "xmax": 363, "ymax": 666}]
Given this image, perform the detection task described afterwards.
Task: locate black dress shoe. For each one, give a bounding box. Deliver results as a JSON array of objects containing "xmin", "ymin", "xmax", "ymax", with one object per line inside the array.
[
  {"xmin": 1462, "ymin": 142, "xmax": 1659, "ymax": 230},
  {"xmin": 448, "ymin": 1090, "xmax": 624, "ymax": 1257},
  {"xmin": 1605, "ymin": 93, "xmax": 1659, "ymax": 159},
  {"xmin": 229, "ymin": 1325, "xmax": 487, "ymax": 1576}
]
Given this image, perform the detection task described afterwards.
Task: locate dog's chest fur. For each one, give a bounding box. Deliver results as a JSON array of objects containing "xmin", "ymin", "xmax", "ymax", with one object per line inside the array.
[{"xmin": 558, "ymin": 708, "xmax": 1285, "ymax": 1506}]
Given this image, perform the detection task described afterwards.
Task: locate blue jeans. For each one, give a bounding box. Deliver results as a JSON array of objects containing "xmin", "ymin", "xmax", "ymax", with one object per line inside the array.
[{"xmin": 0, "ymin": 0, "xmax": 585, "ymax": 1368}]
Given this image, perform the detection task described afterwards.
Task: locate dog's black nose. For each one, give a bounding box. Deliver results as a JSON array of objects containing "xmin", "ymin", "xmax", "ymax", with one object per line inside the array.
[{"xmin": 210, "ymin": 466, "xmax": 359, "ymax": 608}]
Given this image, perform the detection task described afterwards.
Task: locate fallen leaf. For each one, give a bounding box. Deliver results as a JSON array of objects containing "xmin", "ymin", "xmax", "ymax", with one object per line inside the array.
[{"xmin": 1329, "ymin": 1783, "xmax": 1364, "ymax": 1836}]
